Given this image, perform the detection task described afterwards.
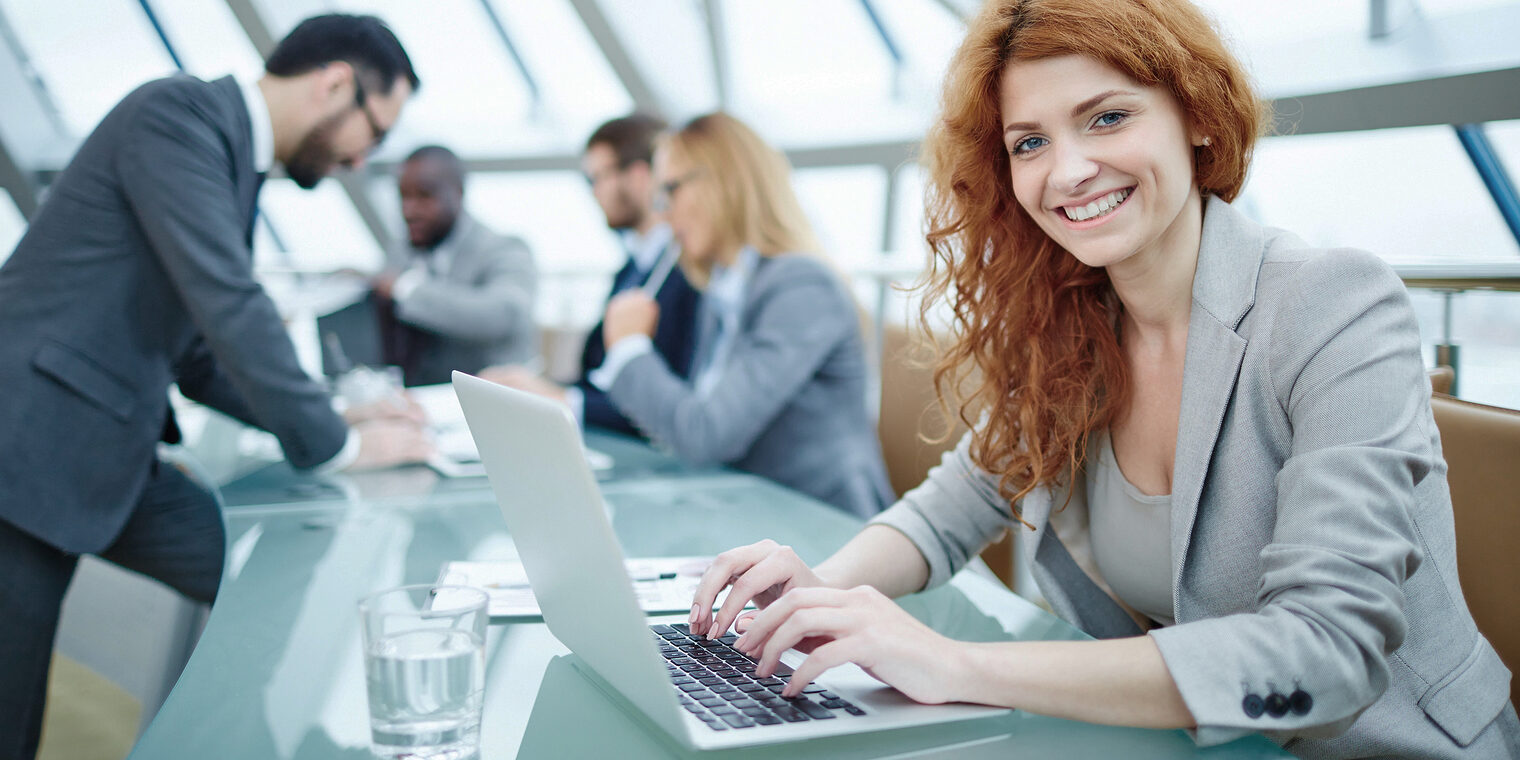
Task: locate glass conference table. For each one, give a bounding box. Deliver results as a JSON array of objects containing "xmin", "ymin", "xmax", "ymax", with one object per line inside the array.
[{"xmin": 128, "ymin": 431, "xmax": 1290, "ymax": 759}]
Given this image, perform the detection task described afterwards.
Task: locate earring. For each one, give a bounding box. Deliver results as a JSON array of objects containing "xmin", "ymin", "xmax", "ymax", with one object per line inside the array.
[{"xmin": 1201, "ymin": 136, "xmax": 1213, "ymax": 147}]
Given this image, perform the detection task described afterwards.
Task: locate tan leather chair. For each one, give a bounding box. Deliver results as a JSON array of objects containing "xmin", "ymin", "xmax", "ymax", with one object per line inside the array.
[
  {"xmin": 878, "ymin": 325, "xmax": 1018, "ymax": 588},
  {"xmin": 1429, "ymin": 393, "xmax": 1520, "ymax": 705},
  {"xmin": 1428, "ymin": 365, "xmax": 1455, "ymax": 395}
]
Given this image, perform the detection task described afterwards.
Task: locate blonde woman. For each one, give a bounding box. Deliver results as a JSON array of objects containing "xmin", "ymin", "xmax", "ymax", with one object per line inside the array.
[{"xmin": 592, "ymin": 113, "xmax": 893, "ymax": 519}]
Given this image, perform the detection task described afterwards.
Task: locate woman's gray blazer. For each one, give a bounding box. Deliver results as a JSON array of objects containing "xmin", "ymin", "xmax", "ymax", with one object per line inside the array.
[
  {"xmin": 872, "ymin": 197, "xmax": 1518, "ymax": 757},
  {"xmin": 607, "ymin": 254, "xmax": 894, "ymax": 518}
]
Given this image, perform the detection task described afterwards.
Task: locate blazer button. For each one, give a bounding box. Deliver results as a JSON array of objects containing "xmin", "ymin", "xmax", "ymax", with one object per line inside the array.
[
  {"xmin": 1289, "ymin": 690, "xmax": 1313, "ymax": 716},
  {"xmin": 1264, "ymin": 692, "xmax": 1290, "ymax": 718},
  {"xmin": 1242, "ymin": 694, "xmax": 1265, "ymax": 718}
]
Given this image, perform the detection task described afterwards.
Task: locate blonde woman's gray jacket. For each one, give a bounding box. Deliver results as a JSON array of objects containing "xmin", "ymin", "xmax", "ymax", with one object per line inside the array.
[
  {"xmin": 871, "ymin": 197, "xmax": 1517, "ymax": 758},
  {"xmin": 606, "ymin": 254, "xmax": 893, "ymax": 518}
]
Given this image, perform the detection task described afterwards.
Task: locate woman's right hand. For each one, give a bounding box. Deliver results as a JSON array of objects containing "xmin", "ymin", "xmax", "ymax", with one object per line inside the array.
[{"xmin": 689, "ymin": 539, "xmax": 829, "ymax": 638}]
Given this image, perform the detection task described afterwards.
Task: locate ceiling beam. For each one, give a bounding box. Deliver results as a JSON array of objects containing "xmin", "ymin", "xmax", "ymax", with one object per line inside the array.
[
  {"xmin": 0, "ymin": 133, "xmax": 38, "ymax": 218},
  {"xmin": 700, "ymin": 0, "xmax": 729, "ymax": 110},
  {"xmin": 1270, "ymin": 67, "xmax": 1520, "ymax": 136},
  {"xmin": 363, "ymin": 138, "xmax": 924, "ymax": 178},
  {"xmin": 566, "ymin": 0, "xmax": 663, "ymax": 117}
]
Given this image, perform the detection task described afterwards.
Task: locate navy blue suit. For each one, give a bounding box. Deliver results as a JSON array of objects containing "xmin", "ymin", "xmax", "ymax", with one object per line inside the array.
[{"xmin": 575, "ymin": 247, "xmax": 701, "ymax": 437}]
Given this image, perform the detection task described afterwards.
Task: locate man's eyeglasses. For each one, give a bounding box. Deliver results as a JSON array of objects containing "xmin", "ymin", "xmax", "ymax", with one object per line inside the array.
[
  {"xmin": 352, "ymin": 76, "xmax": 389, "ymax": 154},
  {"xmin": 654, "ymin": 170, "xmax": 702, "ymax": 212}
]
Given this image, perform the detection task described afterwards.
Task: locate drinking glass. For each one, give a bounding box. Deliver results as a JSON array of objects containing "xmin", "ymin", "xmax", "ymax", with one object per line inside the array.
[{"xmin": 359, "ymin": 585, "xmax": 489, "ymax": 760}]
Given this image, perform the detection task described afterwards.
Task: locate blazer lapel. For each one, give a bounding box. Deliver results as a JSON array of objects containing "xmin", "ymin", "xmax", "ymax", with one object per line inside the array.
[
  {"xmin": 214, "ymin": 75, "xmax": 261, "ymax": 248},
  {"xmin": 1168, "ymin": 197, "xmax": 1264, "ymax": 621},
  {"xmin": 1018, "ymin": 471, "xmax": 1145, "ymax": 638}
]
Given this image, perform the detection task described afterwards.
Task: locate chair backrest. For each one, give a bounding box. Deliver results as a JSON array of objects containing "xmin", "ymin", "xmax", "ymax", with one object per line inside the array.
[
  {"xmin": 878, "ymin": 325, "xmax": 1018, "ymax": 588},
  {"xmin": 1429, "ymin": 393, "xmax": 1520, "ymax": 705},
  {"xmin": 877, "ymin": 325, "xmax": 964, "ymax": 496},
  {"xmin": 1428, "ymin": 365, "xmax": 1455, "ymax": 395}
]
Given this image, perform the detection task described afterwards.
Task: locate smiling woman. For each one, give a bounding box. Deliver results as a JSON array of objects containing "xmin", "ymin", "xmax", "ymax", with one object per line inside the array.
[{"xmin": 688, "ymin": 1, "xmax": 1519, "ymax": 757}]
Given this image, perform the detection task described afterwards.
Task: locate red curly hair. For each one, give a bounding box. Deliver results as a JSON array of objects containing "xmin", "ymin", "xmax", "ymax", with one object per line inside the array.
[{"xmin": 919, "ymin": 0, "xmax": 1268, "ymax": 519}]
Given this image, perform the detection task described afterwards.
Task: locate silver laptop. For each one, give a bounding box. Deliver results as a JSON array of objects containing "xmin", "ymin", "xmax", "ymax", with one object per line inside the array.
[{"xmin": 452, "ymin": 372, "xmax": 1009, "ymax": 750}]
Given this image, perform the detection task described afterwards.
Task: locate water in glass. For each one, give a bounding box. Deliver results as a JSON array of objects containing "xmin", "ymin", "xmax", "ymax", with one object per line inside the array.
[{"xmin": 365, "ymin": 628, "xmax": 484, "ymax": 759}]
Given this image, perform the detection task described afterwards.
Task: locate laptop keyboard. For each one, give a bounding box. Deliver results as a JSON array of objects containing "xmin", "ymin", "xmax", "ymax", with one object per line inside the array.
[{"xmin": 651, "ymin": 623, "xmax": 866, "ymax": 731}]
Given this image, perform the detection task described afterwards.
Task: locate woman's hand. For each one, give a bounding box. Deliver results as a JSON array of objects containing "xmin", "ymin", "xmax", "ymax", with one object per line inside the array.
[
  {"xmin": 734, "ymin": 585, "xmax": 969, "ymax": 705},
  {"xmin": 689, "ymin": 539, "xmax": 828, "ymax": 639},
  {"xmin": 603, "ymin": 291, "xmax": 659, "ymax": 349}
]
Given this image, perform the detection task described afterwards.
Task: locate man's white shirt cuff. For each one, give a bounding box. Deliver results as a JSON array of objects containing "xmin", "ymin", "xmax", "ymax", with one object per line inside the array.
[{"xmin": 588, "ymin": 335, "xmax": 653, "ymax": 390}]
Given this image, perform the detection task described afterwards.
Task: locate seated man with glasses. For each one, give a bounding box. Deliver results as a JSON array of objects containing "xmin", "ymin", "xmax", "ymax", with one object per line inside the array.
[
  {"xmin": 370, "ymin": 145, "xmax": 539, "ymax": 387},
  {"xmin": 482, "ymin": 114, "xmax": 702, "ymax": 439}
]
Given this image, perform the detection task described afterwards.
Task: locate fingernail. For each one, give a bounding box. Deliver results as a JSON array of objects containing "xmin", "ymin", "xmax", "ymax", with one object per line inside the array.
[{"xmin": 689, "ymin": 604, "xmax": 699, "ymax": 625}]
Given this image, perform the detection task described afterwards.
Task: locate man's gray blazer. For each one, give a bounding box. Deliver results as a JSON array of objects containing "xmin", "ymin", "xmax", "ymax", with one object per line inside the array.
[
  {"xmin": 873, "ymin": 198, "xmax": 1517, "ymax": 757},
  {"xmin": 607, "ymin": 254, "xmax": 893, "ymax": 518},
  {"xmin": 0, "ymin": 75, "xmax": 347, "ymax": 553},
  {"xmin": 384, "ymin": 211, "xmax": 537, "ymax": 385}
]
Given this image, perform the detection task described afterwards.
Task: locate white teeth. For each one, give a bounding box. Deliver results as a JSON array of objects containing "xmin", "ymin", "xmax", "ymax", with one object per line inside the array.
[{"xmin": 1062, "ymin": 188, "xmax": 1131, "ymax": 221}]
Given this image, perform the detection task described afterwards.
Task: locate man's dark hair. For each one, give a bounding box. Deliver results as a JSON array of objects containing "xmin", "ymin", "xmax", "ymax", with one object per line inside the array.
[
  {"xmin": 586, "ymin": 113, "xmax": 668, "ymax": 168},
  {"xmin": 265, "ymin": 14, "xmax": 420, "ymax": 96},
  {"xmin": 404, "ymin": 145, "xmax": 464, "ymax": 192}
]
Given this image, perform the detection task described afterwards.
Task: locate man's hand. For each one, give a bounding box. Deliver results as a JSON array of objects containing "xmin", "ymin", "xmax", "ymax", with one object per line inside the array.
[
  {"xmin": 346, "ymin": 419, "xmax": 432, "ymax": 471},
  {"xmin": 603, "ymin": 291, "xmax": 659, "ymax": 349}
]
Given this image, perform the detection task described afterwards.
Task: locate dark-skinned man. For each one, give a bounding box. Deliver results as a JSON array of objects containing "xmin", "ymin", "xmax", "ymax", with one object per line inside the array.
[{"xmin": 372, "ymin": 145, "xmax": 537, "ymax": 387}]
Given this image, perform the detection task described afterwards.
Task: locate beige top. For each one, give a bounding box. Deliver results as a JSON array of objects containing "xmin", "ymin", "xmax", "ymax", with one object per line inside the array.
[{"xmin": 1086, "ymin": 432, "xmax": 1176, "ymax": 627}]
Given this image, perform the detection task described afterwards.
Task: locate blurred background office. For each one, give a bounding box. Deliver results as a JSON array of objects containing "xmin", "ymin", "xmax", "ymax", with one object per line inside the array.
[
  {"xmin": 0, "ymin": 0, "xmax": 1516, "ymax": 406},
  {"xmin": 0, "ymin": 1, "xmax": 1517, "ymax": 759}
]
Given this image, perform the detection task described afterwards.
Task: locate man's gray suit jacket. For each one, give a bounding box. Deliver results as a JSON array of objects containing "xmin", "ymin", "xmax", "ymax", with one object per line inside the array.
[
  {"xmin": 607, "ymin": 254, "xmax": 893, "ymax": 518},
  {"xmin": 872, "ymin": 197, "xmax": 1517, "ymax": 757},
  {"xmin": 384, "ymin": 211, "xmax": 538, "ymax": 384},
  {"xmin": 0, "ymin": 75, "xmax": 347, "ymax": 554}
]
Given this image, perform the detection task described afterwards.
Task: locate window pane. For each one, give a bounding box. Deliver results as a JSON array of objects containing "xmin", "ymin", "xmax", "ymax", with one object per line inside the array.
[
  {"xmin": 1239, "ymin": 125, "xmax": 1520, "ymax": 262},
  {"xmin": 724, "ymin": 0, "xmax": 928, "ymax": 146},
  {"xmin": 0, "ymin": 189, "xmax": 24, "ymax": 268},
  {"xmin": 267, "ymin": 0, "xmax": 537, "ymax": 159},
  {"xmin": 0, "ymin": 0, "xmax": 175, "ymax": 138},
  {"xmin": 147, "ymin": 0, "xmax": 264, "ymax": 82},
  {"xmin": 890, "ymin": 164, "xmax": 927, "ymax": 257},
  {"xmin": 598, "ymin": 0, "xmax": 717, "ymax": 118},
  {"xmin": 484, "ymin": 0, "xmax": 633, "ymax": 145},
  {"xmin": 793, "ymin": 165, "xmax": 887, "ymax": 269},
  {"xmin": 463, "ymin": 171, "xmax": 621, "ymax": 328},
  {"xmin": 257, "ymin": 178, "xmax": 382, "ymax": 272},
  {"xmin": 869, "ymin": 0, "xmax": 965, "ymax": 98},
  {"xmin": 1486, "ymin": 118, "xmax": 1520, "ymax": 197}
]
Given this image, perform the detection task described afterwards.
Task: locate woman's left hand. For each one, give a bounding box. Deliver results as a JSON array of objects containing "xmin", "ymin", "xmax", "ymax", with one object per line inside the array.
[
  {"xmin": 603, "ymin": 291, "xmax": 660, "ymax": 348},
  {"xmin": 732, "ymin": 585, "xmax": 969, "ymax": 705}
]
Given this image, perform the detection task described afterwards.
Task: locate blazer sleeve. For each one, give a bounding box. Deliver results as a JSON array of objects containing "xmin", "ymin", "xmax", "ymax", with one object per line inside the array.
[
  {"xmin": 605, "ymin": 262, "xmax": 854, "ymax": 464},
  {"xmin": 115, "ymin": 88, "xmax": 347, "ymax": 468},
  {"xmin": 1149, "ymin": 250, "xmax": 1427, "ymax": 745},
  {"xmin": 394, "ymin": 234, "xmax": 537, "ymax": 343},
  {"xmin": 869, "ymin": 429, "xmax": 1013, "ymax": 590},
  {"xmin": 173, "ymin": 337, "xmax": 258, "ymax": 427}
]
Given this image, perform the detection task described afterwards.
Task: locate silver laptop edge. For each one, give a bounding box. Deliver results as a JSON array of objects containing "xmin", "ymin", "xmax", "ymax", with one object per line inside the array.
[{"xmin": 452, "ymin": 371, "xmax": 1009, "ymax": 750}]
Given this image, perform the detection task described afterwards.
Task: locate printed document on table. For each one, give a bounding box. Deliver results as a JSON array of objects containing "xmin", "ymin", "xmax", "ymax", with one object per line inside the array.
[{"xmin": 439, "ymin": 556, "xmax": 732, "ymax": 618}]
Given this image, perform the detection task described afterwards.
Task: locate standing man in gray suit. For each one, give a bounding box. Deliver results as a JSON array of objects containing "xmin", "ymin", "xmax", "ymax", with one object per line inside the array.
[
  {"xmin": 0, "ymin": 15, "xmax": 425, "ymax": 759},
  {"xmin": 373, "ymin": 145, "xmax": 538, "ymax": 387}
]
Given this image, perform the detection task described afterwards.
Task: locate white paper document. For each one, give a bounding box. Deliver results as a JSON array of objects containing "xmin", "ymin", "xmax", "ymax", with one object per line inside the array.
[{"xmin": 439, "ymin": 556, "xmax": 720, "ymax": 617}]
